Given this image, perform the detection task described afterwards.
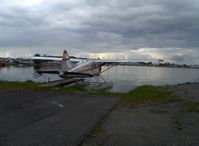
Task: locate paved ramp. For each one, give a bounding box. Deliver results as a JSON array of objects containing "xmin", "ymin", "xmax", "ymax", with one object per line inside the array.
[{"xmin": 0, "ymin": 89, "xmax": 118, "ymax": 146}]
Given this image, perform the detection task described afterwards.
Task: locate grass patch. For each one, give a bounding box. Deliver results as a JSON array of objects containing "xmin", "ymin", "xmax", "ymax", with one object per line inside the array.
[
  {"xmin": 0, "ymin": 81, "xmax": 177, "ymax": 104},
  {"xmin": 119, "ymin": 85, "xmax": 177, "ymax": 106},
  {"xmin": 0, "ymin": 80, "xmax": 123, "ymax": 97},
  {"xmin": 0, "ymin": 81, "xmax": 178, "ymax": 105},
  {"xmin": 182, "ymin": 101, "xmax": 199, "ymax": 113},
  {"xmin": 0, "ymin": 80, "xmax": 43, "ymax": 90},
  {"xmin": 0, "ymin": 80, "xmax": 94, "ymax": 94},
  {"xmin": 48, "ymin": 86, "xmax": 93, "ymax": 94}
]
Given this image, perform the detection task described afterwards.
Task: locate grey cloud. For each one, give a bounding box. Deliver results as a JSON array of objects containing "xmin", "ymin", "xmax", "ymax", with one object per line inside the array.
[
  {"xmin": 171, "ymin": 55, "xmax": 185, "ymax": 63},
  {"xmin": 81, "ymin": 0, "xmax": 199, "ymax": 47},
  {"xmin": 0, "ymin": 0, "xmax": 199, "ymax": 63},
  {"xmin": 169, "ymin": 49, "xmax": 199, "ymax": 64},
  {"xmin": 171, "ymin": 53, "xmax": 199, "ymax": 64}
]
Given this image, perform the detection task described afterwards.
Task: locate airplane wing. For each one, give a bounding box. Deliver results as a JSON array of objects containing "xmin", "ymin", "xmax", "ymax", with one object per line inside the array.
[
  {"xmin": 32, "ymin": 56, "xmax": 86, "ymax": 64},
  {"xmin": 94, "ymin": 59, "xmax": 158, "ymax": 65},
  {"xmin": 32, "ymin": 56, "xmax": 157, "ymax": 64},
  {"xmin": 32, "ymin": 56, "xmax": 62, "ymax": 61}
]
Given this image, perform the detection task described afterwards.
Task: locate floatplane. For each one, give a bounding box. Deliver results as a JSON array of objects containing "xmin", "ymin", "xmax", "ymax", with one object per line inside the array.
[{"xmin": 33, "ymin": 50, "xmax": 156, "ymax": 90}]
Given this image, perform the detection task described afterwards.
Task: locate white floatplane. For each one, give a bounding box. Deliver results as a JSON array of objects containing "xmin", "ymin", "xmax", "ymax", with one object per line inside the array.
[{"xmin": 32, "ymin": 50, "xmax": 156, "ymax": 89}]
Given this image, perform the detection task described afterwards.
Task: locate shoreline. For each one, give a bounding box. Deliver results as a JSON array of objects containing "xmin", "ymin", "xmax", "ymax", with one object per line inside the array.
[{"xmin": 0, "ymin": 79, "xmax": 199, "ymax": 92}]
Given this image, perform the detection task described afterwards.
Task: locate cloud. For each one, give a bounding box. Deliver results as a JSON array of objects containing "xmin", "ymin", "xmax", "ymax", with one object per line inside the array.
[{"xmin": 0, "ymin": 0, "xmax": 199, "ymax": 64}]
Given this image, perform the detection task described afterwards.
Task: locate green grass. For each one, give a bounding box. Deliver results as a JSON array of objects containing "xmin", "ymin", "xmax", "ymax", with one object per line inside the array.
[
  {"xmin": 0, "ymin": 80, "xmax": 43, "ymax": 90},
  {"xmin": 0, "ymin": 81, "xmax": 178, "ymax": 106},
  {"xmin": 119, "ymin": 85, "xmax": 177, "ymax": 106},
  {"xmin": 0, "ymin": 80, "xmax": 91, "ymax": 93},
  {"xmin": 0, "ymin": 80, "xmax": 123, "ymax": 96},
  {"xmin": 182, "ymin": 100, "xmax": 199, "ymax": 113}
]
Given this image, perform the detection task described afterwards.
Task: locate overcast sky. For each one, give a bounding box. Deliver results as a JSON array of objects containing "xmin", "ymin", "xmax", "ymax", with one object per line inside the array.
[{"xmin": 0, "ymin": 0, "xmax": 199, "ymax": 64}]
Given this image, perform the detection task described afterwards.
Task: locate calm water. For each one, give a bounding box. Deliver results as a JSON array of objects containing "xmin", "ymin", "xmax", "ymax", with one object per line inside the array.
[{"xmin": 0, "ymin": 65, "xmax": 199, "ymax": 92}]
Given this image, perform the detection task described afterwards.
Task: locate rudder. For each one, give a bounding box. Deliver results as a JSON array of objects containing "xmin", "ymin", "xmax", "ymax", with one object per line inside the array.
[{"xmin": 61, "ymin": 50, "xmax": 72, "ymax": 72}]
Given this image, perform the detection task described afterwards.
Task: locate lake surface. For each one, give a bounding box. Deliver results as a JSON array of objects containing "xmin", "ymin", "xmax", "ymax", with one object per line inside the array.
[{"xmin": 0, "ymin": 65, "xmax": 199, "ymax": 92}]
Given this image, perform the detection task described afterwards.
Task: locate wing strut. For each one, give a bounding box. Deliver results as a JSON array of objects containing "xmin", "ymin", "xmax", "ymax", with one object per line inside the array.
[{"xmin": 100, "ymin": 63, "xmax": 119, "ymax": 74}]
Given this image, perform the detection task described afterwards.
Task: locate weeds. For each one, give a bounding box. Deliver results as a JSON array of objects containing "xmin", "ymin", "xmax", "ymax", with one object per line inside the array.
[{"xmin": 119, "ymin": 85, "xmax": 177, "ymax": 106}]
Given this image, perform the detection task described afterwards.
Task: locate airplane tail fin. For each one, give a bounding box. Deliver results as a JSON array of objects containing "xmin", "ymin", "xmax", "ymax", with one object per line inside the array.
[{"xmin": 61, "ymin": 50, "xmax": 72, "ymax": 72}]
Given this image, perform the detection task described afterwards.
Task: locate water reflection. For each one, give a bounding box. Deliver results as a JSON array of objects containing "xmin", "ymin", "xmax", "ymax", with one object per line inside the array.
[
  {"xmin": 0, "ymin": 65, "xmax": 199, "ymax": 92},
  {"xmin": 0, "ymin": 66, "xmax": 60, "ymax": 82},
  {"xmin": 102, "ymin": 66, "xmax": 199, "ymax": 92}
]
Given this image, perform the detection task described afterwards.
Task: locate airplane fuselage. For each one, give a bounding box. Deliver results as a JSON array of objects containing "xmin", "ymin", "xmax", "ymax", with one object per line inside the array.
[{"xmin": 69, "ymin": 61, "xmax": 101, "ymax": 76}]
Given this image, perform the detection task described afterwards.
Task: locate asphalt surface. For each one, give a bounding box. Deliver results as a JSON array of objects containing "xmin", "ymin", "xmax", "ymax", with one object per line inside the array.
[{"xmin": 0, "ymin": 89, "xmax": 118, "ymax": 146}]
